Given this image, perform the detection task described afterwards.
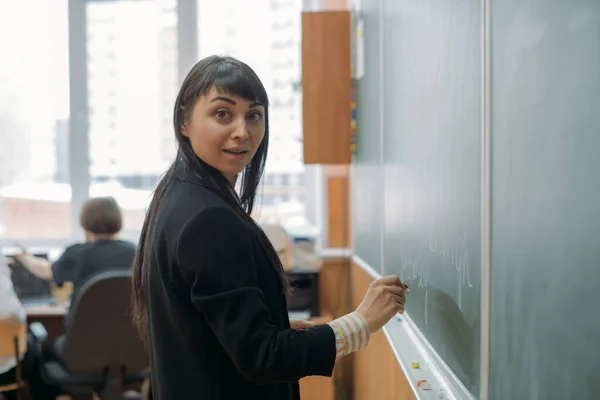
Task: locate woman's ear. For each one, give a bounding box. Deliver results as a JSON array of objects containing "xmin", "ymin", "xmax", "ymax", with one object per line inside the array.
[
  {"xmin": 180, "ymin": 104, "xmax": 190, "ymax": 137},
  {"xmin": 181, "ymin": 123, "xmax": 189, "ymax": 138}
]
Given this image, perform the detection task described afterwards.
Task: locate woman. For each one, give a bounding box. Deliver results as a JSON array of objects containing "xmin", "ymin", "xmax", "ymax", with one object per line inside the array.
[{"xmin": 131, "ymin": 55, "xmax": 407, "ymax": 400}]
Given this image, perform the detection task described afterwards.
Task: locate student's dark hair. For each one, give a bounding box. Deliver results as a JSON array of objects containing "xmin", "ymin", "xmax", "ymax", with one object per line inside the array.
[
  {"xmin": 79, "ymin": 196, "xmax": 122, "ymax": 235},
  {"xmin": 131, "ymin": 55, "xmax": 288, "ymax": 340}
]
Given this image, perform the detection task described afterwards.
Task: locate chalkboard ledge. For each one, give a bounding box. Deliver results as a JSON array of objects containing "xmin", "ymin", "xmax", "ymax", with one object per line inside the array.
[{"xmin": 353, "ymin": 255, "xmax": 474, "ymax": 400}]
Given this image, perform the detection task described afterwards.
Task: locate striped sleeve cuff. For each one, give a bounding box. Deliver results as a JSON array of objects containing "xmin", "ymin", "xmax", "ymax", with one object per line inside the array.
[{"xmin": 327, "ymin": 312, "xmax": 371, "ymax": 360}]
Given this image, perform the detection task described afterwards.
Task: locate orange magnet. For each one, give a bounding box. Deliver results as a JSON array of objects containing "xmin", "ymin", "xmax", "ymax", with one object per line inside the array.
[{"xmin": 417, "ymin": 380, "xmax": 431, "ymax": 390}]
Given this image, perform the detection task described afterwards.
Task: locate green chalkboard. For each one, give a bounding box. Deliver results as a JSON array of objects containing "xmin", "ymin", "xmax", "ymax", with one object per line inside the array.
[
  {"xmin": 352, "ymin": 0, "xmax": 482, "ymax": 395},
  {"xmin": 489, "ymin": 0, "xmax": 600, "ymax": 398}
]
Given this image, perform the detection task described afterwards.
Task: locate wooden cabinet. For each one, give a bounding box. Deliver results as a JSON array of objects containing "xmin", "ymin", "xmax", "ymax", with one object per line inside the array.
[{"xmin": 301, "ymin": 11, "xmax": 352, "ymax": 164}]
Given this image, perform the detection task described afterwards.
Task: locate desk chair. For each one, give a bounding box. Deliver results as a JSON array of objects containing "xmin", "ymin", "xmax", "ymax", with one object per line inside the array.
[
  {"xmin": 31, "ymin": 270, "xmax": 147, "ymax": 400},
  {"xmin": 0, "ymin": 319, "xmax": 28, "ymax": 399}
]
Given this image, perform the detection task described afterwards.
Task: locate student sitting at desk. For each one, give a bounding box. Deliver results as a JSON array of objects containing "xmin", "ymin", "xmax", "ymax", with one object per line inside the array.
[{"xmin": 11, "ymin": 197, "xmax": 136, "ymax": 323}]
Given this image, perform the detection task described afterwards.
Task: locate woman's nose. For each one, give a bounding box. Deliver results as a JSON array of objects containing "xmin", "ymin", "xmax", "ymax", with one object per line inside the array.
[{"xmin": 231, "ymin": 120, "xmax": 250, "ymax": 140}]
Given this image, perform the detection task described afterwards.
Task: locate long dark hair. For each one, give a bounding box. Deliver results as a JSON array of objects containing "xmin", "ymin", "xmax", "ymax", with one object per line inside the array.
[{"xmin": 132, "ymin": 55, "xmax": 288, "ymax": 339}]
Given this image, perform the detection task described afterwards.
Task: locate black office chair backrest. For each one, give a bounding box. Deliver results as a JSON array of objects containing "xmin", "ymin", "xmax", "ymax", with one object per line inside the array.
[{"xmin": 63, "ymin": 270, "xmax": 147, "ymax": 376}]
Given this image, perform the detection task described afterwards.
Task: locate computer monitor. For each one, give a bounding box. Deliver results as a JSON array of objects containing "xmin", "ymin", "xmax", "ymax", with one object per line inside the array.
[{"xmin": 7, "ymin": 252, "xmax": 55, "ymax": 306}]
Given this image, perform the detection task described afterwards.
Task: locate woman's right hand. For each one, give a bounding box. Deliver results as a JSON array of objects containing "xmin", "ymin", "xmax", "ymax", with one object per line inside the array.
[
  {"xmin": 15, "ymin": 242, "xmax": 28, "ymax": 258},
  {"xmin": 355, "ymin": 274, "xmax": 408, "ymax": 333}
]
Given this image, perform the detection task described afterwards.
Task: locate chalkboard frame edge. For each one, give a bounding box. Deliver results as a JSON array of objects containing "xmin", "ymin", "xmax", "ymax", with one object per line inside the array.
[{"xmin": 353, "ymin": 254, "xmax": 474, "ymax": 400}]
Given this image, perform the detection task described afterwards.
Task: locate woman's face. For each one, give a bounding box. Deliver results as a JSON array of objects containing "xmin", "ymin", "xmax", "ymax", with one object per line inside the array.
[{"xmin": 181, "ymin": 85, "xmax": 266, "ymax": 184}]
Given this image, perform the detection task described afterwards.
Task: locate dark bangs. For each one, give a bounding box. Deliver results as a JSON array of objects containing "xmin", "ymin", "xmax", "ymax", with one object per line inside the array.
[{"xmin": 181, "ymin": 55, "xmax": 269, "ymax": 109}]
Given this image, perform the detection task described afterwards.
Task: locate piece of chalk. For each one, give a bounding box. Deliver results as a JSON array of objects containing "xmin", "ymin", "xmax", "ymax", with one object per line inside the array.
[
  {"xmin": 417, "ymin": 380, "xmax": 431, "ymax": 390},
  {"xmin": 411, "ymin": 361, "xmax": 420, "ymax": 369}
]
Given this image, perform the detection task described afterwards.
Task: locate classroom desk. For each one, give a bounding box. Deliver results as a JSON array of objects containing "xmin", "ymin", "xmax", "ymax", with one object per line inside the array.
[
  {"xmin": 25, "ymin": 303, "xmax": 67, "ymax": 343},
  {"xmin": 25, "ymin": 304, "xmax": 68, "ymax": 318},
  {"xmin": 22, "ymin": 282, "xmax": 71, "ymax": 342}
]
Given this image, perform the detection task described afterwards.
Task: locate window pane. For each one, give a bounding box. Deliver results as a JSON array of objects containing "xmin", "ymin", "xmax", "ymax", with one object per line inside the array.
[
  {"xmin": 0, "ymin": 0, "xmax": 71, "ymax": 239},
  {"xmin": 198, "ymin": 0, "xmax": 308, "ymax": 232},
  {"xmin": 85, "ymin": 0, "xmax": 178, "ymax": 241}
]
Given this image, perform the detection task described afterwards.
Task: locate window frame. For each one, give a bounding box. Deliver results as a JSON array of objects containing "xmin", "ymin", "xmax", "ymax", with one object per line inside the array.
[{"xmin": 0, "ymin": 0, "xmax": 326, "ymax": 251}]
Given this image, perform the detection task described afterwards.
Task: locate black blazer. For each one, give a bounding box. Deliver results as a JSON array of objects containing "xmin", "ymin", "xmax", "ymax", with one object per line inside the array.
[{"xmin": 146, "ymin": 178, "xmax": 336, "ymax": 400}]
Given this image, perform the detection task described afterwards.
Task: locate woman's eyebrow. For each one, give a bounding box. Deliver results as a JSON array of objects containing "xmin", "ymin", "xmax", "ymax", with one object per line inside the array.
[
  {"xmin": 210, "ymin": 96, "xmax": 236, "ymax": 105},
  {"xmin": 210, "ymin": 96, "xmax": 264, "ymax": 109}
]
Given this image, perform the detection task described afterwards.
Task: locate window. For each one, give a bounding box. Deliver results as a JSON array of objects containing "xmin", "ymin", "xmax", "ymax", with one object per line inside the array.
[
  {"xmin": 0, "ymin": 0, "xmax": 71, "ymax": 241},
  {"xmin": 198, "ymin": 0, "xmax": 312, "ymax": 234},
  {"xmin": 1, "ymin": 0, "xmax": 322, "ymax": 249},
  {"xmin": 272, "ymin": 38, "xmax": 295, "ymax": 50},
  {"xmin": 270, "ymin": 0, "xmax": 294, "ymax": 10},
  {"xmin": 272, "ymin": 20, "xmax": 293, "ymax": 30},
  {"xmin": 86, "ymin": 0, "xmax": 178, "ymax": 241}
]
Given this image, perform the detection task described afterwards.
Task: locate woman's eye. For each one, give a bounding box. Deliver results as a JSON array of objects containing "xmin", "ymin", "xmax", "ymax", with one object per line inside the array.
[
  {"xmin": 216, "ymin": 110, "xmax": 230, "ymax": 119},
  {"xmin": 247, "ymin": 111, "xmax": 262, "ymax": 122}
]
